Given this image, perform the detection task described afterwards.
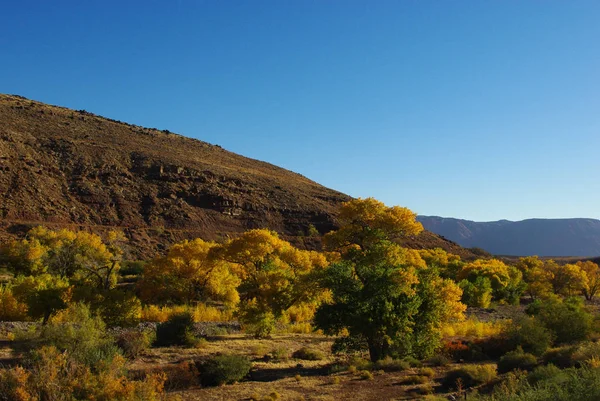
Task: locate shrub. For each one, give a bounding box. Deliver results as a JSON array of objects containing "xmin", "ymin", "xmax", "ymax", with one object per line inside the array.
[
  {"xmin": 3, "ymin": 345, "xmax": 167, "ymax": 401},
  {"xmin": 527, "ymin": 297, "xmax": 592, "ymax": 344},
  {"xmin": 442, "ymin": 364, "xmax": 497, "ymax": 390},
  {"xmin": 506, "ymin": 316, "xmax": 553, "ymax": 356},
  {"xmin": 115, "ymin": 330, "xmax": 154, "ymax": 359},
  {"xmin": 162, "ymin": 360, "xmax": 199, "ymax": 390},
  {"xmin": 155, "ymin": 312, "xmax": 196, "ymax": 347},
  {"xmin": 527, "ymin": 364, "xmax": 562, "ymax": 385},
  {"xmin": 0, "ymin": 285, "xmax": 28, "ymax": 321},
  {"xmin": 543, "ymin": 346, "xmax": 578, "ymax": 368},
  {"xmin": 198, "ymin": 354, "xmax": 252, "ymax": 386},
  {"xmin": 347, "ymin": 356, "xmax": 373, "ymax": 370},
  {"xmin": 404, "ymin": 356, "xmax": 422, "ymax": 367},
  {"xmin": 402, "ymin": 375, "xmax": 430, "ymax": 385},
  {"xmin": 483, "ymin": 366, "xmax": 600, "ymax": 401},
  {"xmin": 419, "ymin": 367, "xmax": 436, "ymax": 378},
  {"xmin": 375, "ymin": 357, "xmax": 409, "ymax": 372},
  {"xmin": 292, "ymin": 347, "xmax": 324, "ymax": 361},
  {"xmin": 269, "ymin": 347, "xmax": 289, "ymax": 361},
  {"xmin": 571, "ymin": 341, "xmax": 600, "ymax": 366},
  {"xmin": 497, "ymin": 350, "xmax": 538, "ymax": 373},
  {"xmin": 426, "ymin": 354, "xmax": 450, "ymax": 367},
  {"xmin": 34, "ymin": 303, "xmax": 120, "ymax": 368},
  {"xmin": 359, "ymin": 370, "xmax": 374, "ymax": 380}
]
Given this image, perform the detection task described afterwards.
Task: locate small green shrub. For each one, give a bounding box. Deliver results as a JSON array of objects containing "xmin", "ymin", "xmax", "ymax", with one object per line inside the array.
[
  {"xmin": 347, "ymin": 356, "xmax": 373, "ymax": 370},
  {"xmin": 443, "ymin": 364, "xmax": 497, "ymax": 390},
  {"xmin": 426, "ymin": 354, "xmax": 450, "ymax": 367},
  {"xmin": 155, "ymin": 312, "xmax": 196, "ymax": 347},
  {"xmin": 497, "ymin": 350, "xmax": 538, "ymax": 373},
  {"xmin": 527, "ymin": 364, "xmax": 562, "ymax": 385},
  {"xmin": 34, "ymin": 303, "xmax": 120, "ymax": 368},
  {"xmin": 527, "ymin": 297, "xmax": 593, "ymax": 345},
  {"xmin": 403, "ymin": 356, "xmax": 422, "ymax": 368},
  {"xmin": 198, "ymin": 354, "xmax": 252, "ymax": 386},
  {"xmin": 419, "ymin": 367, "xmax": 436, "ymax": 378},
  {"xmin": 571, "ymin": 341, "xmax": 600, "ymax": 366},
  {"xmin": 375, "ymin": 356, "xmax": 409, "ymax": 372},
  {"xmin": 543, "ymin": 346, "xmax": 578, "ymax": 368},
  {"xmin": 506, "ymin": 316, "xmax": 553, "ymax": 356},
  {"xmin": 292, "ymin": 347, "xmax": 324, "ymax": 361},
  {"xmin": 402, "ymin": 375, "xmax": 430, "ymax": 385},
  {"xmin": 115, "ymin": 330, "xmax": 154, "ymax": 359},
  {"xmin": 269, "ymin": 347, "xmax": 289, "ymax": 361}
]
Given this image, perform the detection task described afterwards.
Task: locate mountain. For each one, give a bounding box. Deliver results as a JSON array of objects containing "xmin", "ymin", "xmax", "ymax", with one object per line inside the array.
[
  {"xmin": 417, "ymin": 216, "xmax": 600, "ymax": 257},
  {"xmin": 0, "ymin": 94, "xmax": 474, "ymax": 259}
]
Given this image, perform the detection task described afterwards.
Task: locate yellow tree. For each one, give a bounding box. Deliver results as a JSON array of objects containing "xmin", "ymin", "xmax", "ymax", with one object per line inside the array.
[
  {"xmin": 577, "ymin": 261, "xmax": 600, "ymax": 300},
  {"xmin": 1, "ymin": 227, "xmax": 124, "ymax": 290},
  {"xmin": 315, "ymin": 198, "xmax": 465, "ymax": 361},
  {"xmin": 547, "ymin": 261, "xmax": 587, "ymax": 297},
  {"xmin": 218, "ymin": 229, "xmax": 329, "ymax": 336},
  {"xmin": 137, "ymin": 238, "xmax": 240, "ymax": 306},
  {"xmin": 458, "ymin": 259, "xmax": 525, "ymax": 304},
  {"xmin": 419, "ymin": 248, "xmax": 463, "ymax": 278},
  {"xmin": 515, "ymin": 256, "xmax": 553, "ymax": 300}
]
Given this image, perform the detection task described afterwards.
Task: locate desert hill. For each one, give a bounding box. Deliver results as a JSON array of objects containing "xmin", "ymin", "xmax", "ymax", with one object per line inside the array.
[
  {"xmin": 418, "ymin": 215, "xmax": 600, "ymax": 257},
  {"xmin": 0, "ymin": 94, "xmax": 473, "ymax": 259}
]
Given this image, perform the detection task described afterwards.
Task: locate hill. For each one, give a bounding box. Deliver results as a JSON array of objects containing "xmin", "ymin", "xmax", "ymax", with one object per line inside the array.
[
  {"xmin": 0, "ymin": 94, "xmax": 473, "ymax": 259},
  {"xmin": 418, "ymin": 215, "xmax": 600, "ymax": 257}
]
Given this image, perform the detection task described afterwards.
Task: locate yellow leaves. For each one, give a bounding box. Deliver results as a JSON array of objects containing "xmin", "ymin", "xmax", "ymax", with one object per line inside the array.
[
  {"xmin": 458, "ymin": 259, "xmax": 511, "ymax": 289},
  {"xmin": 0, "ymin": 285, "xmax": 28, "ymax": 321},
  {"xmin": 337, "ymin": 198, "xmax": 423, "ymax": 236},
  {"xmin": 1, "ymin": 227, "xmax": 123, "ymax": 290},
  {"xmin": 324, "ymin": 198, "xmax": 423, "ymax": 252},
  {"xmin": 552, "ymin": 262, "xmax": 587, "ymax": 297},
  {"xmin": 138, "ymin": 238, "xmax": 240, "ymax": 306},
  {"xmin": 438, "ymin": 278, "xmax": 467, "ymax": 321},
  {"xmin": 577, "ymin": 261, "xmax": 600, "ymax": 300}
]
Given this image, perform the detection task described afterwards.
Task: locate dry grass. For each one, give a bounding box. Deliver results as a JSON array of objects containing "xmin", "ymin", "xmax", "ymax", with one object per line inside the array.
[{"xmin": 126, "ymin": 333, "xmax": 462, "ymax": 401}]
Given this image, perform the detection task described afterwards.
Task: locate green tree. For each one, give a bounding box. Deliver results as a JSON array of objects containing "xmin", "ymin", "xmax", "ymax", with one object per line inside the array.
[{"xmin": 314, "ymin": 198, "xmax": 465, "ymax": 362}]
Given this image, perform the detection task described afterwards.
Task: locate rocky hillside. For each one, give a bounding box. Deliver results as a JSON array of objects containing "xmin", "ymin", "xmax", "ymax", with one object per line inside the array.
[
  {"xmin": 0, "ymin": 94, "xmax": 473, "ymax": 259},
  {"xmin": 418, "ymin": 216, "xmax": 600, "ymax": 257}
]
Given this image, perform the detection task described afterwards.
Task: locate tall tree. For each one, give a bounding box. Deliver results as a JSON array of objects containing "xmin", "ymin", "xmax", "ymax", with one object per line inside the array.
[{"xmin": 314, "ymin": 198, "xmax": 465, "ymax": 362}]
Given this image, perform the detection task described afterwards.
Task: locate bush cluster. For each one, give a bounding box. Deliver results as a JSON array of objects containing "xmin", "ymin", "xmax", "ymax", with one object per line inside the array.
[{"xmin": 198, "ymin": 354, "xmax": 252, "ymax": 386}]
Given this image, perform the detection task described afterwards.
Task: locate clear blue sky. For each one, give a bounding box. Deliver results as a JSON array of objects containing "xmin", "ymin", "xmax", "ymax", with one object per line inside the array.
[{"xmin": 2, "ymin": 1, "xmax": 599, "ymax": 221}]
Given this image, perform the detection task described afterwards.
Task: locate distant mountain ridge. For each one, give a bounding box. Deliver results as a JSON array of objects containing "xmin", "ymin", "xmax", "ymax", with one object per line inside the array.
[{"xmin": 417, "ymin": 216, "xmax": 600, "ymax": 257}]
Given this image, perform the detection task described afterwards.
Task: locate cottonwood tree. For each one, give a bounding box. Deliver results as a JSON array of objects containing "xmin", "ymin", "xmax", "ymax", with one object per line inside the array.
[
  {"xmin": 219, "ymin": 229, "xmax": 329, "ymax": 336},
  {"xmin": 137, "ymin": 238, "xmax": 240, "ymax": 306},
  {"xmin": 577, "ymin": 261, "xmax": 600, "ymax": 300},
  {"xmin": 314, "ymin": 198, "xmax": 465, "ymax": 362},
  {"xmin": 458, "ymin": 259, "xmax": 525, "ymax": 304}
]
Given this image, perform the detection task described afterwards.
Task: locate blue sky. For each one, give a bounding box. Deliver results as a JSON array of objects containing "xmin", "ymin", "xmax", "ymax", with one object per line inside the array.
[{"xmin": 2, "ymin": 1, "xmax": 599, "ymax": 221}]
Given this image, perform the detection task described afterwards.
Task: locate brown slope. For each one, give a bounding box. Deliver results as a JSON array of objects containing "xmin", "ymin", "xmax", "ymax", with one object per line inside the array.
[{"xmin": 0, "ymin": 94, "xmax": 474, "ymax": 259}]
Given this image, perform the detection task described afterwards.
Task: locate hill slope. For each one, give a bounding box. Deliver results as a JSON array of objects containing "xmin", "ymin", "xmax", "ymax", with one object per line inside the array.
[
  {"xmin": 418, "ymin": 216, "xmax": 600, "ymax": 257},
  {"xmin": 0, "ymin": 94, "xmax": 473, "ymax": 258}
]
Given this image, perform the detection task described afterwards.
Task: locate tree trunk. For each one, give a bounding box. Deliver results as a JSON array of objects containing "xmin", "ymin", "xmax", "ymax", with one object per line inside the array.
[{"xmin": 367, "ymin": 337, "xmax": 389, "ymax": 362}]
